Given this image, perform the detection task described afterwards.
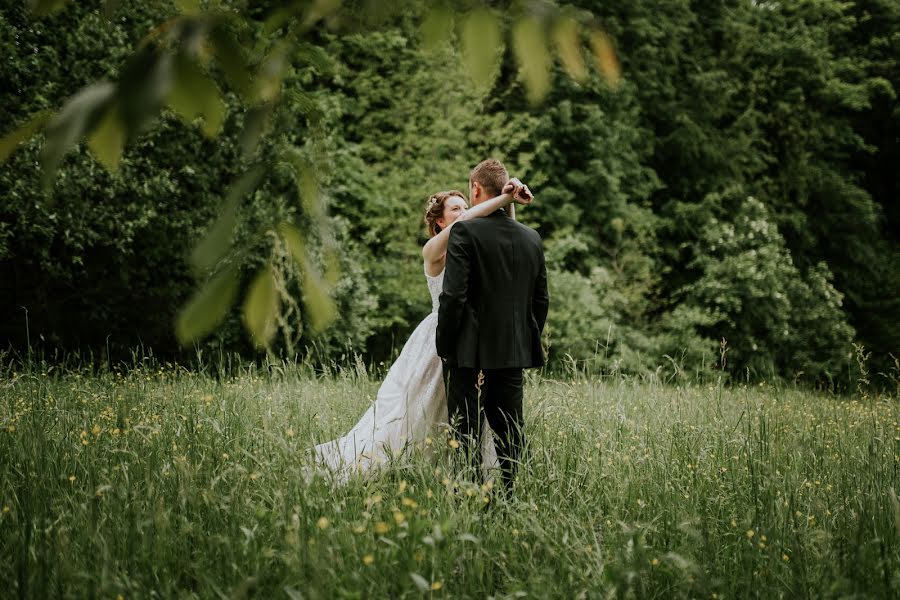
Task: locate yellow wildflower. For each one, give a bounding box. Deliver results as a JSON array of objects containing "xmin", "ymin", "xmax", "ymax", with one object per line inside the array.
[
  {"xmin": 431, "ymin": 581, "xmax": 443, "ymax": 591},
  {"xmin": 362, "ymin": 554, "xmax": 375, "ymax": 566},
  {"xmin": 374, "ymin": 521, "xmax": 391, "ymax": 535},
  {"xmin": 316, "ymin": 517, "xmax": 330, "ymax": 530}
]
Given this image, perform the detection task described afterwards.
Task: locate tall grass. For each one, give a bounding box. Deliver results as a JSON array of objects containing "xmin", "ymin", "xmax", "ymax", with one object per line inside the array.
[{"xmin": 1, "ymin": 356, "xmax": 897, "ymax": 598}]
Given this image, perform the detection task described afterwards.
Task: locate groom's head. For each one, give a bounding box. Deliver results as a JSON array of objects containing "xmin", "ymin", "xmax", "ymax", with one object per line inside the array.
[{"xmin": 469, "ymin": 159, "xmax": 509, "ymax": 205}]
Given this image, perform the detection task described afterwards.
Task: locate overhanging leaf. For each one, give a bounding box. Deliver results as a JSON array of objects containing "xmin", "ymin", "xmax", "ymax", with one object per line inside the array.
[
  {"xmin": 552, "ymin": 16, "xmax": 587, "ymax": 82},
  {"xmin": 167, "ymin": 54, "xmax": 225, "ymax": 137},
  {"xmin": 306, "ymin": 0, "xmax": 342, "ymax": 26},
  {"xmin": 116, "ymin": 45, "xmax": 173, "ymax": 134},
  {"xmin": 262, "ymin": 7, "xmax": 295, "ymax": 36},
  {"xmin": 254, "ymin": 43, "xmax": 290, "ymax": 104},
  {"xmin": 238, "ymin": 103, "xmax": 273, "ymax": 159},
  {"xmin": 243, "ymin": 267, "xmax": 279, "ymax": 349},
  {"xmin": 323, "ymin": 242, "xmax": 340, "ymax": 285},
  {"xmin": 591, "ymin": 30, "xmax": 621, "ymax": 88},
  {"xmin": 0, "ymin": 110, "xmax": 50, "ymax": 163},
  {"xmin": 420, "ymin": 7, "xmax": 453, "ymax": 52},
  {"xmin": 87, "ymin": 104, "xmax": 125, "ymax": 171},
  {"xmin": 190, "ymin": 197, "xmax": 237, "ymax": 274},
  {"xmin": 190, "ymin": 165, "xmax": 265, "ymax": 273},
  {"xmin": 461, "ymin": 9, "xmax": 501, "ymax": 90},
  {"xmin": 279, "ymin": 223, "xmax": 336, "ymax": 332},
  {"xmin": 27, "ymin": 0, "xmax": 66, "ymax": 16},
  {"xmin": 175, "ymin": 264, "xmax": 239, "ymax": 346},
  {"xmin": 513, "ymin": 16, "xmax": 551, "ymax": 104},
  {"xmin": 283, "ymin": 149, "xmax": 322, "ymax": 219},
  {"xmin": 210, "ymin": 25, "xmax": 252, "ymax": 99},
  {"xmin": 173, "ymin": 0, "xmax": 199, "ymax": 14},
  {"xmin": 40, "ymin": 82, "xmax": 116, "ymax": 187},
  {"xmin": 299, "ymin": 259, "xmax": 335, "ymax": 332}
]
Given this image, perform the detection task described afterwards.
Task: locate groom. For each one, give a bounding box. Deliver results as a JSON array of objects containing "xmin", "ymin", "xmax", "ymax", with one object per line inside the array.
[{"xmin": 436, "ymin": 158, "xmax": 549, "ymax": 493}]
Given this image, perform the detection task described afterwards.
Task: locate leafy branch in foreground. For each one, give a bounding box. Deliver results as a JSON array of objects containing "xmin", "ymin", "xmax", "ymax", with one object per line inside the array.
[{"xmin": 2, "ymin": 0, "xmax": 622, "ymax": 349}]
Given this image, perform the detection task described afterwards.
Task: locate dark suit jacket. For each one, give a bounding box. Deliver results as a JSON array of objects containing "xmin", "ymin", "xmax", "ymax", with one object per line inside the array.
[{"xmin": 436, "ymin": 210, "xmax": 549, "ymax": 369}]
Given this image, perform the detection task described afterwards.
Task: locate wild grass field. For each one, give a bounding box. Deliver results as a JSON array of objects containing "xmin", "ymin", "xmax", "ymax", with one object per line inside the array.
[{"xmin": 1, "ymin": 358, "xmax": 898, "ymax": 599}]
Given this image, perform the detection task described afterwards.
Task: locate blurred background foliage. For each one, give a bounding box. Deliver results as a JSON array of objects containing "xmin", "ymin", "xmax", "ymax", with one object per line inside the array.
[{"xmin": 1, "ymin": 0, "xmax": 898, "ymax": 388}]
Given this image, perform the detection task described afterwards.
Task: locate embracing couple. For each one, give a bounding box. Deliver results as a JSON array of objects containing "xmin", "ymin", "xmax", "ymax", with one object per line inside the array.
[{"xmin": 314, "ymin": 159, "xmax": 548, "ymax": 494}]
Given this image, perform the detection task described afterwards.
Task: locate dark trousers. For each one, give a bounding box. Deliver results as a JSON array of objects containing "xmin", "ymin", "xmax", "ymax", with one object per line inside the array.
[{"xmin": 444, "ymin": 365, "xmax": 525, "ymax": 491}]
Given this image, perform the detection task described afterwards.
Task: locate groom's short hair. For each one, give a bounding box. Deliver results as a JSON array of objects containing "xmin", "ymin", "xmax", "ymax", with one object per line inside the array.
[{"xmin": 470, "ymin": 159, "xmax": 509, "ymax": 197}]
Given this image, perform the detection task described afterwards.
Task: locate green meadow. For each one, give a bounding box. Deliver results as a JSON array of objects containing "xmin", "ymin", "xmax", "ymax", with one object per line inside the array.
[{"xmin": 1, "ymin": 361, "xmax": 898, "ymax": 599}]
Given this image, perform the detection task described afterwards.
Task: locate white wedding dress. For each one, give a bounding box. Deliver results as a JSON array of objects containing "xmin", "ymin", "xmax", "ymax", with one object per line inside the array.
[{"xmin": 313, "ymin": 265, "xmax": 498, "ymax": 481}]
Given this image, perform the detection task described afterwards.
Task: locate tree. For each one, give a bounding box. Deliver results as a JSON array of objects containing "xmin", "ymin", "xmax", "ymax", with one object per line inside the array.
[
  {"xmin": 679, "ymin": 195, "xmax": 854, "ymax": 384},
  {"xmin": 1, "ymin": 0, "xmax": 621, "ymax": 352}
]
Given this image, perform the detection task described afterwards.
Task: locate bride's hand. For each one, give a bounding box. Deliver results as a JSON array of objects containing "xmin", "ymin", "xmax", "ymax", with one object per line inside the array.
[
  {"xmin": 502, "ymin": 178, "xmax": 534, "ymax": 205},
  {"xmin": 513, "ymin": 184, "xmax": 533, "ymax": 205}
]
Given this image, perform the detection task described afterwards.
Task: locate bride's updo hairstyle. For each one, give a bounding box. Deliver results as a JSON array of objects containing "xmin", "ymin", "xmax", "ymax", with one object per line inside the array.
[{"xmin": 423, "ymin": 190, "xmax": 466, "ymax": 237}]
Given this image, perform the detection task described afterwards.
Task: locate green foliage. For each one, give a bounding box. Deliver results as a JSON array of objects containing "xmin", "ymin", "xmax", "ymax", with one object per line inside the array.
[
  {"xmin": 2, "ymin": 0, "xmax": 899, "ymax": 385},
  {"xmin": 0, "ymin": 3, "xmax": 368, "ymax": 360},
  {"xmin": 680, "ymin": 196, "xmax": 855, "ymax": 383},
  {"xmin": 594, "ymin": 0, "xmax": 899, "ymax": 377}
]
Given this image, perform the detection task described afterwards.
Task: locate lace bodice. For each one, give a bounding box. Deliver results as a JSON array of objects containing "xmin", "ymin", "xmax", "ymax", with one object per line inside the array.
[{"xmin": 425, "ymin": 265, "xmax": 444, "ymax": 313}]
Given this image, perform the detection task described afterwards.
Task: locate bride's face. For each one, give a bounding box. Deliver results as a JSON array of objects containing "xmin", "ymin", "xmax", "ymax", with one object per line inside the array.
[{"xmin": 437, "ymin": 196, "xmax": 468, "ymax": 230}]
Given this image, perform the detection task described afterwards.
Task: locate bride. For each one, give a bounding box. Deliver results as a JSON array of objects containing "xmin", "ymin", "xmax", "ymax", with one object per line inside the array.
[{"xmin": 313, "ymin": 179, "xmax": 533, "ymax": 481}]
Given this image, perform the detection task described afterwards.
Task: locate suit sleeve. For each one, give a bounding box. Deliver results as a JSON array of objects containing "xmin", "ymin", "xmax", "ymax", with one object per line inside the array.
[
  {"xmin": 532, "ymin": 240, "xmax": 549, "ymax": 334},
  {"xmin": 436, "ymin": 223, "xmax": 472, "ymax": 359}
]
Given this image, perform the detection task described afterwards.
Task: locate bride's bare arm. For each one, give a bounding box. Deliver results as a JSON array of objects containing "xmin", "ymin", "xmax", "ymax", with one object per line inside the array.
[{"xmin": 422, "ymin": 192, "xmax": 514, "ymax": 266}]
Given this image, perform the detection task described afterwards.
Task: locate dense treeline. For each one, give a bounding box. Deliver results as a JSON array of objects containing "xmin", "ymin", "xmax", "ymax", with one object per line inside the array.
[{"xmin": 1, "ymin": 1, "xmax": 897, "ymax": 387}]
